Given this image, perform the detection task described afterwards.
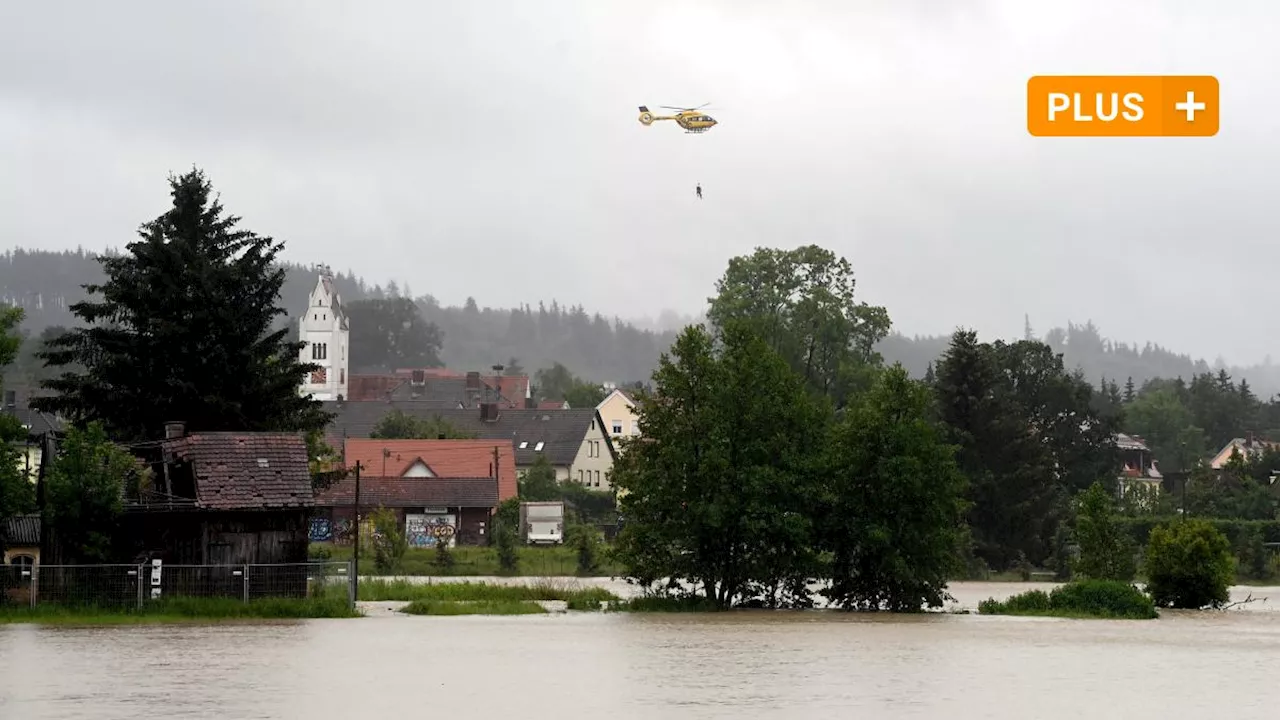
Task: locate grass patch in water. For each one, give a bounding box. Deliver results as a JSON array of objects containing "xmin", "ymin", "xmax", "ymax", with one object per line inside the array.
[
  {"xmin": 0, "ymin": 596, "xmax": 359, "ymax": 625},
  {"xmin": 359, "ymin": 579, "xmax": 618, "ymax": 607},
  {"xmin": 606, "ymin": 596, "xmax": 724, "ymax": 613},
  {"xmin": 978, "ymin": 579, "xmax": 1157, "ymax": 619},
  {"xmin": 400, "ymin": 599, "xmax": 547, "ymax": 616}
]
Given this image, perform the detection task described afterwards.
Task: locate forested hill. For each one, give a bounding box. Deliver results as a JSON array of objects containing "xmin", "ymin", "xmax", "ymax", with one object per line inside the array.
[{"xmin": 3, "ymin": 248, "xmax": 1278, "ymax": 396}]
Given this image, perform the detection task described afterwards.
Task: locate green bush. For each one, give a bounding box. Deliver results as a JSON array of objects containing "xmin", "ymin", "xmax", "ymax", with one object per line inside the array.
[
  {"xmin": 1144, "ymin": 519, "xmax": 1234, "ymax": 609},
  {"xmin": 566, "ymin": 520, "xmax": 602, "ymax": 575},
  {"xmin": 979, "ymin": 580, "xmax": 1156, "ymax": 619},
  {"xmin": 370, "ymin": 507, "xmax": 406, "ymax": 574}
]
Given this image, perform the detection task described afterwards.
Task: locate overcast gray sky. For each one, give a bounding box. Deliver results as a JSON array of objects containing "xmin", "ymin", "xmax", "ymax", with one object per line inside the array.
[{"xmin": 1, "ymin": 1, "xmax": 1275, "ymax": 363}]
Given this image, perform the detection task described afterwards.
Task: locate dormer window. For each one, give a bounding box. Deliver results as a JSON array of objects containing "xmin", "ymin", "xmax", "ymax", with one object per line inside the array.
[
  {"xmin": 534, "ymin": 441, "xmax": 544, "ymax": 451},
  {"xmin": 519, "ymin": 441, "xmax": 528, "ymax": 449}
]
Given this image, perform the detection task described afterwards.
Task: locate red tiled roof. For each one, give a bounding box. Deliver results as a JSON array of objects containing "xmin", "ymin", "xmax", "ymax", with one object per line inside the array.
[
  {"xmin": 164, "ymin": 433, "xmax": 313, "ymax": 511},
  {"xmin": 348, "ymin": 375, "xmax": 404, "ymax": 401},
  {"xmin": 537, "ymin": 401, "xmax": 567, "ymax": 410},
  {"xmin": 342, "ymin": 438, "xmax": 517, "ymax": 501},
  {"xmin": 315, "ymin": 476, "xmax": 499, "ymax": 508}
]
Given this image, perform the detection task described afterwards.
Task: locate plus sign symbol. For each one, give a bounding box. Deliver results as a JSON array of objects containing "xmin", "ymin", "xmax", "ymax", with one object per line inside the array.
[{"xmin": 1162, "ymin": 76, "xmax": 1219, "ymax": 136}]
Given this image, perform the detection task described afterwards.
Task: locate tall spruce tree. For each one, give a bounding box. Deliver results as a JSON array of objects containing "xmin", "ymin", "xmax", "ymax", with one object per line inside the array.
[{"xmin": 33, "ymin": 169, "xmax": 330, "ymax": 441}]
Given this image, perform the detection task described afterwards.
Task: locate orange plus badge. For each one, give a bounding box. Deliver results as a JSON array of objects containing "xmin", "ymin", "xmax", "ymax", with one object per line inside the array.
[{"xmin": 1026, "ymin": 76, "xmax": 1219, "ymax": 137}]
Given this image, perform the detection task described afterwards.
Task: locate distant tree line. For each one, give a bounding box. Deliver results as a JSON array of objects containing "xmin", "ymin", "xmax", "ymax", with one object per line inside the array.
[{"xmin": 5, "ymin": 249, "xmax": 1280, "ymax": 397}]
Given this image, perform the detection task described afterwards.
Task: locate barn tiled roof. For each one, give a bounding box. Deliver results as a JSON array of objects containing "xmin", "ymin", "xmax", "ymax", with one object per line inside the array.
[
  {"xmin": 315, "ymin": 477, "xmax": 498, "ymax": 508},
  {"xmin": 343, "ymin": 438, "xmax": 517, "ymax": 501},
  {"xmin": 163, "ymin": 433, "xmax": 314, "ymax": 510},
  {"xmin": 323, "ymin": 403, "xmax": 613, "ymax": 467},
  {"xmin": 2, "ymin": 514, "xmax": 40, "ymax": 546}
]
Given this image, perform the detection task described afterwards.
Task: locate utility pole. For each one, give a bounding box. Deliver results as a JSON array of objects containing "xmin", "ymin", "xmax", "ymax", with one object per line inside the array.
[
  {"xmin": 1179, "ymin": 442, "xmax": 1188, "ymax": 519},
  {"xmin": 491, "ymin": 445, "xmax": 500, "ymax": 545},
  {"xmin": 352, "ymin": 461, "xmax": 362, "ymax": 600}
]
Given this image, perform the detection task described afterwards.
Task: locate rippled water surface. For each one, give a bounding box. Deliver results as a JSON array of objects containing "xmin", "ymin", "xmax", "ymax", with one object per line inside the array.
[{"xmin": 3, "ymin": 582, "xmax": 1279, "ymax": 719}]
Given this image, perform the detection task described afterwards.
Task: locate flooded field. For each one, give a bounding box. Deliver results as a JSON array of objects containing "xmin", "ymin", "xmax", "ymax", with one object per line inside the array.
[{"xmin": 3, "ymin": 582, "xmax": 1279, "ymax": 719}]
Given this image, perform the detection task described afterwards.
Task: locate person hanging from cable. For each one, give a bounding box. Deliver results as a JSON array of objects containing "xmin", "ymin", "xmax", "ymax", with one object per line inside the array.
[{"xmin": 695, "ymin": 182, "xmax": 702, "ymax": 200}]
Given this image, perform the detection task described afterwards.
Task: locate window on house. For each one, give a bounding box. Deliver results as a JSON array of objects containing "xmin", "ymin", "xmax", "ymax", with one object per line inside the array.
[
  {"xmin": 594, "ymin": 470, "xmax": 600, "ymax": 487},
  {"xmin": 339, "ymin": 369, "xmax": 345, "ymax": 384},
  {"xmin": 534, "ymin": 441, "xmax": 544, "ymax": 451},
  {"xmin": 611, "ymin": 419, "xmax": 622, "ymax": 435},
  {"xmin": 577, "ymin": 469, "xmax": 583, "ymax": 483},
  {"xmin": 519, "ymin": 441, "xmax": 528, "ymax": 449},
  {"xmin": 311, "ymin": 343, "xmax": 328, "ymax": 360}
]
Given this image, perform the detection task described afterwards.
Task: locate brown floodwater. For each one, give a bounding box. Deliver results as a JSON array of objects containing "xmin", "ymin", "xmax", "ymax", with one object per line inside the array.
[{"xmin": 3, "ymin": 582, "xmax": 1279, "ymax": 719}]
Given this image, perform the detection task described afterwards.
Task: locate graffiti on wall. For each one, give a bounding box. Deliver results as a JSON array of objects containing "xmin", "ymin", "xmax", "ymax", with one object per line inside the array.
[
  {"xmin": 309, "ymin": 517, "xmax": 333, "ymax": 543},
  {"xmin": 406, "ymin": 514, "xmax": 457, "ymax": 548}
]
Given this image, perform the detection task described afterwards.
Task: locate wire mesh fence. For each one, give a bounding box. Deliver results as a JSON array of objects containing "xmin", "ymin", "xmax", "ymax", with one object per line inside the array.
[{"xmin": 3, "ymin": 561, "xmax": 353, "ymax": 609}]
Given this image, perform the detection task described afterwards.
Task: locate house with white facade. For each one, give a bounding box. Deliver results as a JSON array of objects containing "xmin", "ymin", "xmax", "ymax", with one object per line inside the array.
[{"xmin": 298, "ymin": 268, "xmax": 350, "ymax": 401}]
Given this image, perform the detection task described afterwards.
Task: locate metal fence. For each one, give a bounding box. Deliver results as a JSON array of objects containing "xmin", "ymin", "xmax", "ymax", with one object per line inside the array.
[{"xmin": 1, "ymin": 561, "xmax": 354, "ymax": 609}]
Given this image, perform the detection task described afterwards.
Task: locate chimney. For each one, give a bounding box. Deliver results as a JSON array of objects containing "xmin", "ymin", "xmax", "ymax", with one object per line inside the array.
[
  {"xmin": 411, "ymin": 369, "xmax": 425, "ymax": 386},
  {"xmin": 164, "ymin": 421, "xmax": 186, "ymax": 439},
  {"xmin": 524, "ymin": 396, "xmax": 536, "ymax": 409},
  {"xmin": 480, "ymin": 402, "xmax": 499, "ymax": 422},
  {"xmin": 465, "ymin": 371, "xmax": 481, "ymax": 390}
]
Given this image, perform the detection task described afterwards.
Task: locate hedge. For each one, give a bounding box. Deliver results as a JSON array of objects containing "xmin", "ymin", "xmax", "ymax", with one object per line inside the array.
[{"xmin": 1116, "ymin": 517, "xmax": 1280, "ymax": 547}]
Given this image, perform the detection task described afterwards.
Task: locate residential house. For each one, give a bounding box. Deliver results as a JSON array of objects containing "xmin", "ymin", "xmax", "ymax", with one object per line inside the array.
[
  {"xmin": 3, "ymin": 389, "xmax": 64, "ymax": 484},
  {"xmin": 342, "ymin": 437, "xmax": 516, "ymax": 501},
  {"xmin": 324, "ymin": 401, "xmax": 618, "ymax": 490},
  {"xmin": 298, "ymin": 267, "xmax": 350, "ymax": 401},
  {"xmin": 1115, "ymin": 433, "xmax": 1162, "ymax": 501},
  {"xmin": 596, "ymin": 387, "xmax": 640, "ymax": 444},
  {"xmin": 1209, "ymin": 435, "xmax": 1280, "ymax": 470},
  {"xmin": 117, "ymin": 424, "xmax": 315, "ymax": 568},
  {"xmin": 313, "ymin": 436, "xmax": 502, "ymax": 547}
]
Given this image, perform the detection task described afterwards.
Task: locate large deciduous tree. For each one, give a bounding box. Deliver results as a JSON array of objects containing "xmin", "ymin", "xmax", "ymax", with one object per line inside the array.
[
  {"xmin": 611, "ymin": 323, "xmax": 826, "ymax": 608},
  {"xmin": 33, "ymin": 169, "xmax": 330, "ymax": 441},
  {"xmin": 345, "ymin": 297, "xmax": 443, "ymax": 372},
  {"xmin": 821, "ymin": 365, "xmax": 967, "ymax": 611},
  {"xmin": 706, "ymin": 245, "xmax": 891, "ymax": 407}
]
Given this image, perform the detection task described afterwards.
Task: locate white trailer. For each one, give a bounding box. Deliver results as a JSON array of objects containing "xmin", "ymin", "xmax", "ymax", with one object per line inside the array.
[{"xmin": 520, "ymin": 501, "xmax": 565, "ymax": 545}]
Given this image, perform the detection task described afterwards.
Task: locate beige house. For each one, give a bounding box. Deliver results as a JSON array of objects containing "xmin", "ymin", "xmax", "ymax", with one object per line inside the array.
[
  {"xmin": 1209, "ymin": 436, "xmax": 1280, "ymax": 470},
  {"xmin": 596, "ymin": 388, "xmax": 639, "ymax": 443}
]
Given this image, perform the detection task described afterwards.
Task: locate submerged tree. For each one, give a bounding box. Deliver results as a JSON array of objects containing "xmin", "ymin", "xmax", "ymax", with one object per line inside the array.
[
  {"xmin": 1072, "ymin": 482, "xmax": 1136, "ymax": 581},
  {"xmin": 822, "ymin": 365, "xmax": 967, "ymax": 611},
  {"xmin": 611, "ymin": 323, "xmax": 826, "ymax": 608},
  {"xmin": 34, "ymin": 169, "xmax": 330, "ymax": 441}
]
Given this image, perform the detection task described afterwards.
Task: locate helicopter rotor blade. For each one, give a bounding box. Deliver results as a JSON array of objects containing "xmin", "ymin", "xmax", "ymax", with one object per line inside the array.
[{"xmin": 658, "ymin": 103, "xmax": 713, "ymax": 114}]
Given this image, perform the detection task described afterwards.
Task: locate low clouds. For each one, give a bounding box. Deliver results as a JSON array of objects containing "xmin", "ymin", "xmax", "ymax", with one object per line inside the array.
[{"xmin": 1, "ymin": 0, "xmax": 1276, "ymax": 362}]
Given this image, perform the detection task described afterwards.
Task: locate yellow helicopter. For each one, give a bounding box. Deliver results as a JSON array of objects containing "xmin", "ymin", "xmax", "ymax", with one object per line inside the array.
[{"xmin": 637, "ymin": 104, "xmax": 717, "ymax": 133}]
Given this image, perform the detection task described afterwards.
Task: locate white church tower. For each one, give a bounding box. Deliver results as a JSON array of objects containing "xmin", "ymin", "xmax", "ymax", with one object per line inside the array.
[{"xmin": 298, "ymin": 265, "xmax": 350, "ymax": 401}]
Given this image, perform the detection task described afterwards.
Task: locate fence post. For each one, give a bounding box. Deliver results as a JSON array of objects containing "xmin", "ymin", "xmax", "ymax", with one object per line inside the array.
[
  {"xmin": 347, "ymin": 559, "xmax": 356, "ymax": 608},
  {"xmin": 243, "ymin": 564, "xmax": 250, "ymax": 604},
  {"xmin": 136, "ymin": 563, "xmax": 144, "ymax": 609},
  {"xmin": 29, "ymin": 564, "xmax": 38, "ymax": 608}
]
